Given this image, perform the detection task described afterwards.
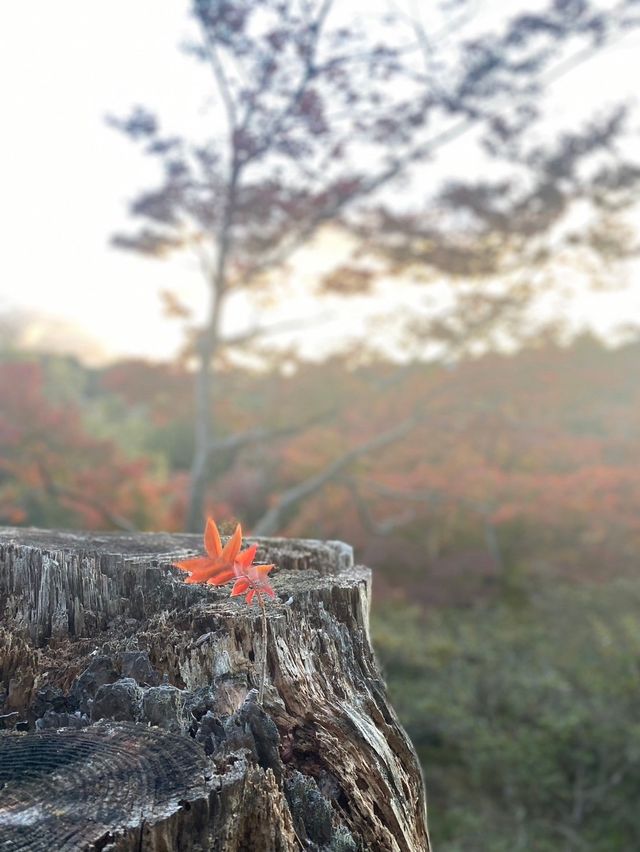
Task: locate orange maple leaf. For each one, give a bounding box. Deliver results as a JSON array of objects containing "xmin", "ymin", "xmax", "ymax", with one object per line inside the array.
[{"xmin": 173, "ymin": 517, "xmax": 242, "ymax": 585}]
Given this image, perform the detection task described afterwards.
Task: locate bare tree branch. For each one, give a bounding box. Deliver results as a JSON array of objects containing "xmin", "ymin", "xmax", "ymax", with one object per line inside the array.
[
  {"xmin": 199, "ymin": 26, "xmax": 238, "ymax": 132},
  {"xmin": 207, "ymin": 405, "xmax": 338, "ymax": 455},
  {"xmin": 252, "ymin": 415, "xmax": 419, "ymax": 535},
  {"xmin": 241, "ymin": 0, "xmax": 335, "ymax": 166}
]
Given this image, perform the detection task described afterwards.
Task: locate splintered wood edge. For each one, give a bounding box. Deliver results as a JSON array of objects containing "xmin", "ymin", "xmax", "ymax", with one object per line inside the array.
[
  {"xmin": 0, "ymin": 526, "xmax": 354, "ymax": 573},
  {"xmin": 0, "ymin": 526, "xmax": 366, "ymax": 642}
]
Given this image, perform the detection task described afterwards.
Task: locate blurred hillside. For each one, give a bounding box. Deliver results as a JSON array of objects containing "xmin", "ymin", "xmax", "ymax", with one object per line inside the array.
[
  {"xmin": 1, "ymin": 333, "xmax": 638, "ymax": 603},
  {"xmin": 2, "ymin": 333, "xmax": 640, "ymax": 848}
]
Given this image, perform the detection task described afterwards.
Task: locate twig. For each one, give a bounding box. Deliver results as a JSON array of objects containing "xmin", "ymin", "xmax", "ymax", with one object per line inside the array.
[
  {"xmin": 220, "ymin": 312, "xmax": 332, "ymax": 347},
  {"xmin": 258, "ymin": 592, "xmax": 268, "ymax": 706},
  {"xmin": 207, "ymin": 405, "xmax": 338, "ymax": 456}
]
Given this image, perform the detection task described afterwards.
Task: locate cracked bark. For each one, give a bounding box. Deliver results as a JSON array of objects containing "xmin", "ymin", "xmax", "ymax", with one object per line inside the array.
[{"xmin": 0, "ymin": 527, "xmax": 430, "ymax": 852}]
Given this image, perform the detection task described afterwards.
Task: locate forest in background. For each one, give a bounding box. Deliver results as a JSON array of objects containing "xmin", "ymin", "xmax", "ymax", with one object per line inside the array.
[
  {"xmin": 1, "ymin": 331, "xmax": 638, "ymax": 849},
  {"xmin": 2, "ymin": 333, "xmax": 638, "ymax": 601}
]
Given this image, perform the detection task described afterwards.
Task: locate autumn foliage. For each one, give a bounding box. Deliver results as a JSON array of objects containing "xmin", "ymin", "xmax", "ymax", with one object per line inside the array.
[
  {"xmin": 2, "ymin": 335, "xmax": 639, "ymax": 603},
  {"xmin": 0, "ymin": 359, "xmax": 184, "ymax": 531}
]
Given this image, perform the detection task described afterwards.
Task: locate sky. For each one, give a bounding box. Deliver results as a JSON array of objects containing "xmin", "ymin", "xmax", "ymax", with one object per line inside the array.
[{"xmin": 0, "ymin": 0, "xmax": 639, "ymax": 364}]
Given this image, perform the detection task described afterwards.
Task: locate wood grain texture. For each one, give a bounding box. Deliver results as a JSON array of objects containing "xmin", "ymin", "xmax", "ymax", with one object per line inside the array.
[{"xmin": 0, "ymin": 527, "xmax": 430, "ymax": 852}]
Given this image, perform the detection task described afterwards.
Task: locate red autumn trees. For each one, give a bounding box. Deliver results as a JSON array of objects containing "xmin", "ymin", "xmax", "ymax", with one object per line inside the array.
[
  {"xmin": 0, "ymin": 360, "xmax": 184, "ymax": 531},
  {"xmin": 4, "ymin": 335, "xmax": 637, "ymax": 605}
]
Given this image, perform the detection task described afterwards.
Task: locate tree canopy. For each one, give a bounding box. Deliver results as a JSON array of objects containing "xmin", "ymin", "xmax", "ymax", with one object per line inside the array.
[{"xmin": 110, "ymin": 0, "xmax": 640, "ymax": 528}]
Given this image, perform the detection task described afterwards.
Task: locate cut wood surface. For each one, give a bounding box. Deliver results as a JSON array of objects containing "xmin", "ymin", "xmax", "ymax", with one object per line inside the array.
[{"xmin": 0, "ymin": 527, "xmax": 430, "ymax": 852}]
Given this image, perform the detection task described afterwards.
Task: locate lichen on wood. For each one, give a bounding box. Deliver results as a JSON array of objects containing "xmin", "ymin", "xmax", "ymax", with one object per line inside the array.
[{"xmin": 0, "ymin": 526, "xmax": 430, "ymax": 851}]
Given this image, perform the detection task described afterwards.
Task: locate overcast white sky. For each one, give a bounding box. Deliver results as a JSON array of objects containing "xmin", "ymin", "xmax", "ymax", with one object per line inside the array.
[{"xmin": 0, "ymin": 0, "xmax": 639, "ymax": 363}]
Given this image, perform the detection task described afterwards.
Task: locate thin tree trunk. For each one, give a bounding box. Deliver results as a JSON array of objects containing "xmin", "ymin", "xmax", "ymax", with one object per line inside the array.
[
  {"xmin": 252, "ymin": 416, "xmax": 418, "ymax": 535},
  {"xmin": 185, "ymin": 162, "xmax": 240, "ymax": 532},
  {"xmin": 185, "ymin": 284, "xmax": 222, "ymax": 532}
]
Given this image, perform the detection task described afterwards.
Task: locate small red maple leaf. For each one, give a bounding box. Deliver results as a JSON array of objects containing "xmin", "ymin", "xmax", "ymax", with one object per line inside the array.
[
  {"xmin": 173, "ymin": 517, "xmax": 242, "ymax": 585},
  {"xmin": 174, "ymin": 517, "xmax": 275, "ymax": 604},
  {"xmin": 230, "ymin": 543, "xmax": 275, "ymax": 605}
]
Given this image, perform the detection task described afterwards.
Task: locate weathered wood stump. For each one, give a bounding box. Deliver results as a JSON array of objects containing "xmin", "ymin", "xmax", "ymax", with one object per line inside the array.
[{"xmin": 0, "ymin": 527, "xmax": 430, "ymax": 852}]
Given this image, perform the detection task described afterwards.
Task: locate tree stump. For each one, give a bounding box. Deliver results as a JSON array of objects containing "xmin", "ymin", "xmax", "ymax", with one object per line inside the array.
[{"xmin": 0, "ymin": 527, "xmax": 430, "ymax": 852}]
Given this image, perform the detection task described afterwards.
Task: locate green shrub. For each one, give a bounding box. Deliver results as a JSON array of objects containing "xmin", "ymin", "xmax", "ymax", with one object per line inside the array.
[{"xmin": 373, "ymin": 581, "xmax": 640, "ymax": 851}]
